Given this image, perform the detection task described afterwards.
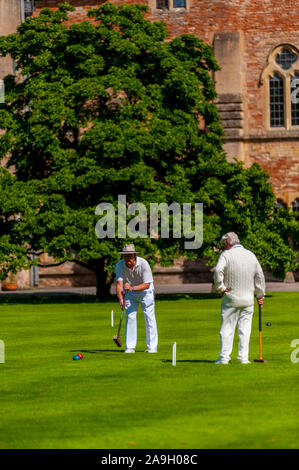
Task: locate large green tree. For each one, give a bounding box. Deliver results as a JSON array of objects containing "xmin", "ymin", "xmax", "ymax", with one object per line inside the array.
[{"xmin": 0, "ymin": 2, "xmax": 297, "ymax": 296}]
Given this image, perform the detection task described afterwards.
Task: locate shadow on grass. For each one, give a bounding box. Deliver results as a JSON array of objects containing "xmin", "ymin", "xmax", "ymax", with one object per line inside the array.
[
  {"xmin": 0, "ymin": 293, "xmax": 110, "ymax": 304},
  {"xmin": 156, "ymin": 293, "xmax": 275, "ymax": 300},
  {"xmin": 162, "ymin": 359, "xmax": 215, "ymax": 364},
  {"xmin": 70, "ymin": 349, "xmax": 124, "ymax": 354},
  {"xmin": 0, "ymin": 292, "xmax": 223, "ymax": 304},
  {"xmin": 155, "ymin": 293, "xmax": 220, "ymax": 301},
  {"xmin": 0, "ymin": 292, "xmax": 276, "ymax": 305}
]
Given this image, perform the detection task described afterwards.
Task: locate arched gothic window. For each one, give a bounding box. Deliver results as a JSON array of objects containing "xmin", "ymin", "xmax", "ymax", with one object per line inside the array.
[
  {"xmin": 275, "ymin": 199, "xmax": 287, "ymax": 210},
  {"xmin": 260, "ymin": 45, "xmax": 299, "ymax": 129},
  {"xmin": 292, "ymin": 198, "xmax": 299, "ymax": 211}
]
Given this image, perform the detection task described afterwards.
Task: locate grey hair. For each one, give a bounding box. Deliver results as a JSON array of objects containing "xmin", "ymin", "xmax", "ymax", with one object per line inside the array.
[{"xmin": 221, "ymin": 232, "xmax": 240, "ymax": 246}]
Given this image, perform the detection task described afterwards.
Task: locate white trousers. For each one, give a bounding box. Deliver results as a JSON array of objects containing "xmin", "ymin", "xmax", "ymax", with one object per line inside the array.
[
  {"xmin": 218, "ymin": 302, "xmax": 254, "ymax": 362},
  {"xmin": 125, "ymin": 290, "xmax": 158, "ymax": 350}
]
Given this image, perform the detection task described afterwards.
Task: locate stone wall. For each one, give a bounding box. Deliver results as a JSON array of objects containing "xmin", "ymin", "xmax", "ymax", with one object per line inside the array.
[
  {"xmin": 0, "ymin": 0, "xmax": 20, "ymax": 78},
  {"xmin": 38, "ymin": 257, "xmax": 214, "ymax": 287},
  {"xmin": 38, "ymin": 254, "xmax": 97, "ymax": 287}
]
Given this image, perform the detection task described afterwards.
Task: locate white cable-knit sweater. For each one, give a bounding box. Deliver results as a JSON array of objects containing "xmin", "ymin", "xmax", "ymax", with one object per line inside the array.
[{"xmin": 214, "ymin": 244, "xmax": 265, "ymax": 307}]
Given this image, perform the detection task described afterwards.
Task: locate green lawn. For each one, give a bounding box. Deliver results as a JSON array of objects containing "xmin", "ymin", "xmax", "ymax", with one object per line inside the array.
[{"xmin": 0, "ymin": 292, "xmax": 298, "ymax": 449}]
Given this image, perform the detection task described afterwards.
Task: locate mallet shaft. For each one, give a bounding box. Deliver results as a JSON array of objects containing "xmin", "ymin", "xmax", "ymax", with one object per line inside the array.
[
  {"xmin": 258, "ymin": 303, "xmax": 262, "ymax": 332},
  {"xmin": 259, "ymin": 331, "xmax": 262, "ymax": 361}
]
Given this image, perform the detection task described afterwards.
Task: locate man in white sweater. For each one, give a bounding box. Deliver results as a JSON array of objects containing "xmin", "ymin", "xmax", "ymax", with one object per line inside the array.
[{"xmin": 214, "ymin": 232, "xmax": 265, "ymax": 364}]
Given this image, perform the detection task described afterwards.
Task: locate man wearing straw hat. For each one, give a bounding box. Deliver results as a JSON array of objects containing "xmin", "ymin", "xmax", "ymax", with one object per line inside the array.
[{"xmin": 115, "ymin": 244, "xmax": 158, "ymax": 353}]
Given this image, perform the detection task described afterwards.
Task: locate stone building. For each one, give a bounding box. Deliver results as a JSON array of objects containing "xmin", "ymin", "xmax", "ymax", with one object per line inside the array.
[{"xmin": 0, "ymin": 0, "xmax": 299, "ymax": 287}]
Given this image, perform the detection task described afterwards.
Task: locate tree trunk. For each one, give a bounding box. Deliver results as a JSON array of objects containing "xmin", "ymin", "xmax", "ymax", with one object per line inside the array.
[{"xmin": 95, "ymin": 258, "xmax": 112, "ymax": 299}]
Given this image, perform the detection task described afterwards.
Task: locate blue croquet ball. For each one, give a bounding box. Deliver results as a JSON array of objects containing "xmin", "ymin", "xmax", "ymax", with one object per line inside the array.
[
  {"xmin": 266, "ymin": 322, "xmax": 271, "ymax": 326},
  {"xmin": 73, "ymin": 355, "xmax": 80, "ymax": 360}
]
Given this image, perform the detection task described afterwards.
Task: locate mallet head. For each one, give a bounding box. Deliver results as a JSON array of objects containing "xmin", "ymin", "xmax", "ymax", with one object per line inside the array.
[{"xmin": 113, "ymin": 335, "xmax": 122, "ymax": 347}]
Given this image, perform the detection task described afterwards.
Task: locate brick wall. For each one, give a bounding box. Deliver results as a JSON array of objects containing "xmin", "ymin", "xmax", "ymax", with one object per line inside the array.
[
  {"xmin": 15, "ymin": 0, "xmax": 298, "ymax": 286},
  {"xmin": 33, "ymin": 0, "xmax": 299, "ymax": 206}
]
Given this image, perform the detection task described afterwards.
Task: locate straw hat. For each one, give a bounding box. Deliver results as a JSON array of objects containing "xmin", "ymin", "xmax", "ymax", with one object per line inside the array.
[{"xmin": 118, "ymin": 244, "xmax": 139, "ymax": 254}]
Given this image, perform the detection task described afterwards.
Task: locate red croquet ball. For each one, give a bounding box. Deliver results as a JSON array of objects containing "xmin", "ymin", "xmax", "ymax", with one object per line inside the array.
[{"xmin": 78, "ymin": 353, "xmax": 83, "ymax": 359}]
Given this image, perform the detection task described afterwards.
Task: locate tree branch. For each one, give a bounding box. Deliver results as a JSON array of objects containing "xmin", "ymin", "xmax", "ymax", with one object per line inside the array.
[
  {"xmin": 33, "ymin": 255, "xmax": 96, "ymax": 272},
  {"xmin": 37, "ymin": 260, "xmax": 68, "ymax": 268},
  {"xmin": 72, "ymin": 258, "xmax": 96, "ymax": 273}
]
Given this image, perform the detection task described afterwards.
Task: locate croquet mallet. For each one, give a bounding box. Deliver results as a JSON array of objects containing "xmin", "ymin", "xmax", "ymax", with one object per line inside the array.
[
  {"xmin": 254, "ymin": 302, "xmax": 268, "ymax": 363},
  {"xmin": 113, "ymin": 291, "xmax": 126, "ymax": 347}
]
